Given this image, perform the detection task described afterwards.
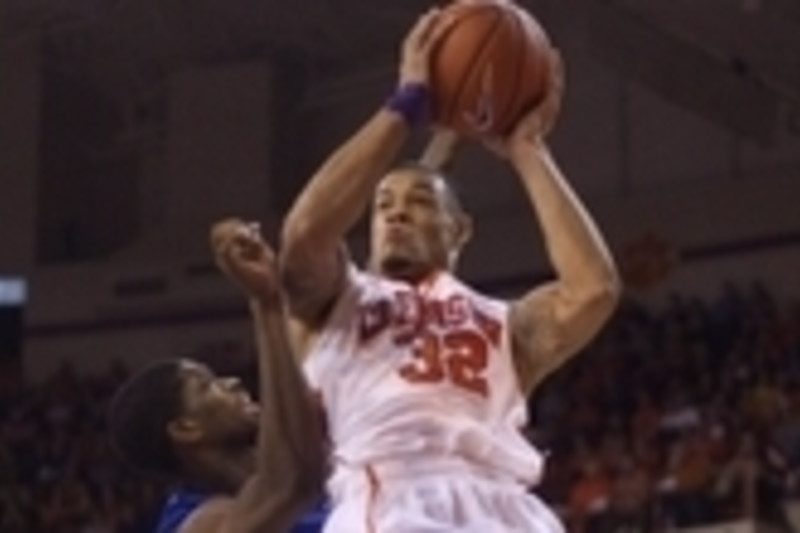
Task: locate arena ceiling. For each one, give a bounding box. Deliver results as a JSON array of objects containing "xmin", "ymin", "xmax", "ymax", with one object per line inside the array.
[{"xmin": 1, "ymin": 0, "xmax": 798, "ymax": 137}]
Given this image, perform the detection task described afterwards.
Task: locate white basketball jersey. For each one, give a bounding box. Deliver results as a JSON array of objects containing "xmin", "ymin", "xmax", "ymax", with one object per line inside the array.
[{"xmin": 304, "ymin": 266, "xmax": 544, "ymax": 487}]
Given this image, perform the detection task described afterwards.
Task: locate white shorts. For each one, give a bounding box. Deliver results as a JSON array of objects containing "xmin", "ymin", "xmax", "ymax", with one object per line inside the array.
[{"xmin": 323, "ymin": 458, "xmax": 564, "ymax": 533}]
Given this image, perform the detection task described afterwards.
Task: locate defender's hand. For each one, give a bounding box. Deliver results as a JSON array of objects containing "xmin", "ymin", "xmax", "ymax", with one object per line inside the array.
[{"xmin": 210, "ymin": 218, "xmax": 278, "ymax": 304}]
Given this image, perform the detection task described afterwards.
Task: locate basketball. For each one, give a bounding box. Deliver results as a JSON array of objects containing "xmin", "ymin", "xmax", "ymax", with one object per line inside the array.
[{"xmin": 430, "ymin": 0, "xmax": 552, "ymax": 137}]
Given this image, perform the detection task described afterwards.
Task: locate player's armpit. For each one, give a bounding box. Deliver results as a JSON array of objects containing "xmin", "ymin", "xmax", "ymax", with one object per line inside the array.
[
  {"xmin": 178, "ymin": 489, "xmax": 315, "ymax": 533},
  {"xmin": 509, "ymin": 280, "xmax": 619, "ymax": 394},
  {"xmin": 226, "ymin": 480, "xmax": 319, "ymax": 533},
  {"xmin": 176, "ymin": 498, "xmax": 229, "ymax": 533}
]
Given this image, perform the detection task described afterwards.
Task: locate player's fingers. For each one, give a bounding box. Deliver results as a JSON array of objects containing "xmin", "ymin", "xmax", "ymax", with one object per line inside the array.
[
  {"xmin": 213, "ymin": 235, "xmax": 237, "ymax": 261},
  {"xmin": 548, "ymin": 48, "xmax": 565, "ymax": 90},
  {"xmin": 246, "ymin": 221, "xmax": 263, "ymax": 236},
  {"xmin": 408, "ymin": 8, "xmax": 441, "ymax": 49},
  {"xmin": 234, "ymin": 222, "xmax": 261, "ymax": 243},
  {"xmin": 405, "ymin": 10, "xmax": 431, "ymax": 47},
  {"xmin": 233, "ymin": 223, "xmax": 275, "ymax": 262},
  {"xmin": 540, "ymin": 49, "xmax": 564, "ymax": 131},
  {"xmin": 422, "ymin": 11, "xmax": 456, "ymax": 53},
  {"xmin": 213, "ymin": 247, "xmax": 234, "ymax": 277},
  {"xmin": 209, "ymin": 217, "xmax": 245, "ymax": 253},
  {"xmin": 234, "ymin": 238, "xmax": 262, "ymax": 262},
  {"xmin": 213, "ymin": 233, "xmax": 253, "ymax": 268}
]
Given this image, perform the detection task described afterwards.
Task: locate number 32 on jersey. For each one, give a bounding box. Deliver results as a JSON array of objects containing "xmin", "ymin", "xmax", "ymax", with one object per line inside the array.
[{"xmin": 398, "ymin": 318, "xmax": 501, "ymax": 397}]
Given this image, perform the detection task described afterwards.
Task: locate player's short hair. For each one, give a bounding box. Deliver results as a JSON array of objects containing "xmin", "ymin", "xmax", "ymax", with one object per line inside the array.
[
  {"xmin": 391, "ymin": 160, "xmax": 465, "ymax": 215},
  {"xmin": 107, "ymin": 360, "xmax": 185, "ymax": 476}
]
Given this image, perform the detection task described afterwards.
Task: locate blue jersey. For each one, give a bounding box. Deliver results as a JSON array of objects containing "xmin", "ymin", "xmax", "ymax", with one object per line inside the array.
[{"xmin": 154, "ymin": 488, "xmax": 327, "ymax": 533}]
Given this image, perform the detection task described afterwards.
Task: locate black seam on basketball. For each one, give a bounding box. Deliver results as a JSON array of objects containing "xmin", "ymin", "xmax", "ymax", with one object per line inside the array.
[
  {"xmin": 500, "ymin": 7, "xmax": 526, "ymax": 135},
  {"xmin": 431, "ymin": 8, "xmax": 479, "ymax": 121},
  {"xmin": 446, "ymin": 8, "xmax": 504, "ymax": 130},
  {"xmin": 431, "ymin": 7, "xmax": 494, "ymax": 123}
]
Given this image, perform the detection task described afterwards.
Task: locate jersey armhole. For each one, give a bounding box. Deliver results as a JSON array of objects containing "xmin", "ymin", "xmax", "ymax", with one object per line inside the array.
[{"xmin": 303, "ymin": 263, "xmax": 363, "ymax": 390}]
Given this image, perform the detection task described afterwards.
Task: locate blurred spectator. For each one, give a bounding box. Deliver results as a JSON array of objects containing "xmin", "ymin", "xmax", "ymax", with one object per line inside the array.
[
  {"xmin": 568, "ymin": 453, "xmax": 612, "ymax": 529},
  {"xmin": 1, "ymin": 282, "xmax": 799, "ymax": 531},
  {"xmin": 585, "ymin": 458, "xmax": 660, "ymax": 532},
  {"xmin": 0, "ymin": 361, "xmax": 165, "ymax": 532},
  {"xmin": 534, "ymin": 282, "xmax": 800, "ymax": 530}
]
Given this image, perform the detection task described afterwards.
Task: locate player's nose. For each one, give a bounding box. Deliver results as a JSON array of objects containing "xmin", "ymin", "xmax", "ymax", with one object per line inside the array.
[
  {"xmin": 385, "ymin": 203, "xmax": 412, "ymax": 225},
  {"xmin": 221, "ymin": 376, "xmax": 243, "ymax": 391}
]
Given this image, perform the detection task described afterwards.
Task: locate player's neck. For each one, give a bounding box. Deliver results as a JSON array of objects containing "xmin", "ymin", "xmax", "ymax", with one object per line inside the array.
[
  {"xmin": 182, "ymin": 447, "xmax": 255, "ymax": 494},
  {"xmin": 378, "ymin": 265, "xmax": 443, "ymax": 287}
]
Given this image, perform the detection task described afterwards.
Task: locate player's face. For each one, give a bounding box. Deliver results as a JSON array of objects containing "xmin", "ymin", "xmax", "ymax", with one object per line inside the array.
[
  {"xmin": 370, "ymin": 169, "xmax": 465, "ymax": 280},
  {"xmin": 176, "ymin": 360, "xmax": 259, "ymax": 448}
]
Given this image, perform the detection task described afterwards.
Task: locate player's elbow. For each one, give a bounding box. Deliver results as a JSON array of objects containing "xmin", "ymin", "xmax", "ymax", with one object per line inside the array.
[
  {"xmin": 279, "ymin": 216, "xmax": 325, "ymax": 292},
  {"xmin": 580, "ymin": 273, "xmax": 621, "ymax": 323},
  {"xmin": 601, "ymin": 265, "xmax": 623, "ymax": 306},
  {"xmin": 279, "ymin": 218, "xmax": 347, "ymax": 322},
  {"xmin": 580, "ymin": 254, "xmax": 621, "ymax": 304},
  {"xmin": 280, "ymin": 211, "xmax": 341, "ymax": 273},
  {"xmin": 281, "ymin": 214, "xmax": 318, "ymax": 266}
]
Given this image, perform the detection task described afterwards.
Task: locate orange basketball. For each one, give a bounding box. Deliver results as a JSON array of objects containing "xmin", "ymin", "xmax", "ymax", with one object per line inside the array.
[{"xmin": 430, "ymin": 0, "xmax": 552, "ymax": 137}]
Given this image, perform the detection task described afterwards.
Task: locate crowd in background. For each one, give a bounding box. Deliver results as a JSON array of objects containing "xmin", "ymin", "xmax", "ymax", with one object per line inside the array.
[
  {"xmin": 534, "ymin": 282, "xmax": 800, "ymax": 532},
  {"xmin": 0, "ymin": 360, "xmax": 162, "ymax": 532},
  {"xmin": 1, "ymin": 282, "xmax": 799, "ymax": 532}
]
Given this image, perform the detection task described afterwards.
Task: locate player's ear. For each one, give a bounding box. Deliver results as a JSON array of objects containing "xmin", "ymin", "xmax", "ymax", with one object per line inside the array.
[
  {"xmin": 168, "ymin": 417, "xmax": 203, "ymax": 445},
  {"xmin": 453, "ymin": 211, "xmax": 473, "ymax": 249}
]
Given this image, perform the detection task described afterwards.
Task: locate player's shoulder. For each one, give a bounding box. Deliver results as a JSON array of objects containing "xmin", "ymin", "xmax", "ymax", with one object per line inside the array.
[{"xmin": 175, "ymin": 497, "xmax": 232, "ymax": 533}]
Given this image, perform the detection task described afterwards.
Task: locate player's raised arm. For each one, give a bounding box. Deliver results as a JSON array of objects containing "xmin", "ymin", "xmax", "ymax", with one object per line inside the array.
[
  {"xmin": 419, "ymin": 128, "xmax": 461, "ymax": 173},
  {"xmin": 279, "ymin": 9, "xmax": 450, "ymax": 325},
  {"xmin": 484, "ymin": 52, "xmax": 621, "ymax": 393},
  {"xmin": 183, "ymin": 219, "xmax": 326, "ymax": 533}
]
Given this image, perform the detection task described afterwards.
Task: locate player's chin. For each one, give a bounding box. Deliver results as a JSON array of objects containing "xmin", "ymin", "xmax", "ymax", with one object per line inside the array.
[
  {"xmin": 242, "ymin": 402, "xmax": 260, "ymax": 422},
  {"xmin": 380, "ymin": 253, "xmax": 413, "ymax": 272},
  {"xmin": 233, "ymin": 420, "xmax": 259, "ymax": 447}
]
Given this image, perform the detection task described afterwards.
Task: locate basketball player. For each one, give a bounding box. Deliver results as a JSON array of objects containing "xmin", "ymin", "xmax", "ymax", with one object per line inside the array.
[
  {"xmin": 109, "ymin": 219, "xmax": 328, "ymax": 533},
  {"xmin": 278, "ymin": 7, "xmax": 620, "ymax": 532}
]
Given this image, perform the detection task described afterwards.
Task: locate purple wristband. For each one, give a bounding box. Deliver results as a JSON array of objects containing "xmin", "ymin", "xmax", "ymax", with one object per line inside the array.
[{"xmin": 385, "ymin": 83, "xmax": 430, "ymax": 128}]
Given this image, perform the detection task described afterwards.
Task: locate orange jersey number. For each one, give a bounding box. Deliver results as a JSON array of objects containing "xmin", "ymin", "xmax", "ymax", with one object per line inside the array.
[{"xmin": 398, "ymin": 329, "xmax": 490, "ymax": 397}]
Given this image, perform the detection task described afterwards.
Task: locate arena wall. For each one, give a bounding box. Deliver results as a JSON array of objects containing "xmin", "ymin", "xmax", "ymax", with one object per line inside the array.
[{"xmin": 14, "ymin": 43, "xmax": 800, "ymax": 380}]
